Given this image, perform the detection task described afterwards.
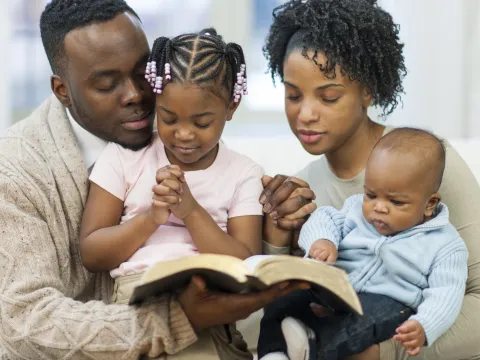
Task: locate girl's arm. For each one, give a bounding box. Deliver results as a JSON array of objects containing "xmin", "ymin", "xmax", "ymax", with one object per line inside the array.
[
  {"xmin": 157, "ymin": 165, "xmax": 263, "ymax": 260},
  {"xmin": 79, "ymin": 183, "xmax": 159, "ymax": 272},
  {"xmin": 183, "ymin": 209, "xmax": 262, "ymax": 260}
]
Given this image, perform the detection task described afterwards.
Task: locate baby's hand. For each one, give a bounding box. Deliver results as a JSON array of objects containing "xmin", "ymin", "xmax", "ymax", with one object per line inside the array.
[
  {"xmin": 393, "ymin": 319, "xmax": 426, "ymax": 356},
  {"xmin": 309, "ymin": 240, "xmax": 338, "ymax": 262},
  {"xmin": 153, "ymin": 165, "xmax": 198, "ymax": 219}
]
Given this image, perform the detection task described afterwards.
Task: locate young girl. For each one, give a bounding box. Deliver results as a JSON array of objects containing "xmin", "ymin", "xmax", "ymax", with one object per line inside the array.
[{"xmin": 79, "ymin": 29, "xmax": 263, "ymax": 312}]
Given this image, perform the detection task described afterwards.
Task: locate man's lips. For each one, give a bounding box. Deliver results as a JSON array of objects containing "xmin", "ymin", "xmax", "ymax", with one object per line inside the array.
[{"xmin": 121, "ymin": 111, "xmax": 152, "ymax": 131}]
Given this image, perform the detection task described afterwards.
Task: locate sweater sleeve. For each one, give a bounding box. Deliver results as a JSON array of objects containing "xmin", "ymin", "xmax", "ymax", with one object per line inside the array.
[
  {"xmin": 409, "ymin": 245, "xmax": 468, "ymax": 346},
  {"xmin": 0, "ymin": 171, "xmax": 197, "ymax": 359},
  {"xmin": 299, "ymin": 194, "xmax": 362, "ymax": 255}
]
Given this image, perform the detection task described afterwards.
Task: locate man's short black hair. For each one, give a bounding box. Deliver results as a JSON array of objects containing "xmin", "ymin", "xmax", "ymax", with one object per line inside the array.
[{"xmin": 40, "ymin": 0, "xmax": 139, "ymax": 75}]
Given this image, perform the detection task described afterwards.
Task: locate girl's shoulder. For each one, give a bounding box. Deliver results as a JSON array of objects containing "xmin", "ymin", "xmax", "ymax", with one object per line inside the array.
[{"xmin": 219, "ymin": 142, "xmax": 264, "ymax": 174}]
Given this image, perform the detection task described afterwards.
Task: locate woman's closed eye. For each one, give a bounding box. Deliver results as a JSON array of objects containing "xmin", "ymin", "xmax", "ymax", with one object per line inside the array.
[
  {"xmin": 322, "ymin": 97, "xmax": 339, "ymax": 104},
  {"xmin": 286, "ymin": 93, "xmax": 301, "ymax": 101}
]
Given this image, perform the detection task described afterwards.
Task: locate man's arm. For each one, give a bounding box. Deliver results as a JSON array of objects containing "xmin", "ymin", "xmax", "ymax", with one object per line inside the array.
[{"xmin": 0, "ymin": 173, "xmax": 197, "ymax": 359}]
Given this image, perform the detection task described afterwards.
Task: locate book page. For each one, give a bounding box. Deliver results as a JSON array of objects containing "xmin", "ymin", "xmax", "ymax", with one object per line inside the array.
[
  {"xmin": 253, "ymin": 255, "xmax": 363, "ymax": 315},
  {"xmin": 243, "ymin": 255, "xmax": 275, "ymax": 272}
]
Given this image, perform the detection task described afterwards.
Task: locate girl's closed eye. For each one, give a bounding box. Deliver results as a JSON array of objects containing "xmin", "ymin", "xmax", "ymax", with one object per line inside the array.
[
  {"xmin": 162, "ymin": 117, "xmax": 176, "ymax": 125},
  {"xmin": 365, "ymin": 193, "xmax": 376, "ymax": 200},
  {"xmin": 195, "ymin": 121, "xmax": 213, "ymax": 129}
]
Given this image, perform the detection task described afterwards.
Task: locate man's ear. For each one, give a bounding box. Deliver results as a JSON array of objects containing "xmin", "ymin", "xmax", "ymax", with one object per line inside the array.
[
  {"xmin": 51, "ymin": 75, "xmax": 71, "ymax": 108},
  {"xmin": 425, "ymin": 193, "xmax": 441, "ymax": 217},
  {"xmin": 226, "ymin": 97, "xmax": 241, "ymax": 122}
]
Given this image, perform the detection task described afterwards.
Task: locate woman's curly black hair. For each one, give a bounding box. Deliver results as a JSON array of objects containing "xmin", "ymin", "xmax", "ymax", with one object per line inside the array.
[{"xmin": 263, "ymin": 0, "xmax": 406, "ymax": 115}]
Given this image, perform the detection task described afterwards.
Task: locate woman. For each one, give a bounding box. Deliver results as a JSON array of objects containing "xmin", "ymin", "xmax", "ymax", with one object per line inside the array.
[{"xmin": 260, "ymin": 0, "xmax": 480, "ymax": 359}]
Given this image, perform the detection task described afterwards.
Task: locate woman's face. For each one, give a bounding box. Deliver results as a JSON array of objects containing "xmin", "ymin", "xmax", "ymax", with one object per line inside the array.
[{"xmin": 283, "ymin": 50, "xmax": 371, "ymax": 156}]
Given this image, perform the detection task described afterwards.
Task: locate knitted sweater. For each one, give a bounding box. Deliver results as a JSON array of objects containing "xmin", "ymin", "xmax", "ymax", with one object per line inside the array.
[
  {"xmin": 0, "ymin": 96, "xmax": 197, "ymax": 359},
  {"xmin": 300, "ymin": 195, "xmax": 468, "ymax": 345}
]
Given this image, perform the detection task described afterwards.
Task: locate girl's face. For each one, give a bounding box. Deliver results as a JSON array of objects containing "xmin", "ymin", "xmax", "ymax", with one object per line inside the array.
[
  {"xmin": 156, "ymin": 82, "xmax": 237, "ymax": 171},
  {"xmin": 283, "ymin": 50, "xmax": 372, "ymax": 156}
]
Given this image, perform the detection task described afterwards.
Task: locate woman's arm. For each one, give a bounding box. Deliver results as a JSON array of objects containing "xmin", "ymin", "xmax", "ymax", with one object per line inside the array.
[
  {"xmin": 79, "ymin": 183, "xmax": 159, "ymax": 272},
  {"xmin": 260, "ymin": 175, "xmax": 317, "ymax": 253}
]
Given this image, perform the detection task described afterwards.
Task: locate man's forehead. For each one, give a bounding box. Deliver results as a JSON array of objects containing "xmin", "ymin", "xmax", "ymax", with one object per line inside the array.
[{"xmin": 64, "ymin": 12, "xmax": 148, "ymax": 70}]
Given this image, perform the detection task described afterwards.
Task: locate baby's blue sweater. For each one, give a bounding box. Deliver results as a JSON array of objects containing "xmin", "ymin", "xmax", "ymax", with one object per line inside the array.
[{"xmin": 299, "ymin": 194, "xmax": 468, "ymax": 346}]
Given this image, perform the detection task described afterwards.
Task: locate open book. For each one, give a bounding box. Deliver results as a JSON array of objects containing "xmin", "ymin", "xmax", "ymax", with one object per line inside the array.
[{"xmin": 130, "ymin": 254, "xmax": 363, "ymax": 315}]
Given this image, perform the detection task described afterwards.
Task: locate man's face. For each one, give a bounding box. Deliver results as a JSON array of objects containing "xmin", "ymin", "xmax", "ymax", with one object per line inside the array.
[{"xmin": 55, "ymin": 12, "xmax": 155, "ymax": 150}]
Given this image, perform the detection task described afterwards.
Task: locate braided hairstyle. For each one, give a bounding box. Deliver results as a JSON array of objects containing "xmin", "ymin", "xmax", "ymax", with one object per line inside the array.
[
  {"xmin": 263, "ymin": 0, "xmax": 406, "ymax": 116},
  {"xmin": 40, "ymin": 0, "xmax": 139, "ymax": 75},
  {"xmin": 146, "ymin": 28, "xmax": 247, "ymax": 104}
]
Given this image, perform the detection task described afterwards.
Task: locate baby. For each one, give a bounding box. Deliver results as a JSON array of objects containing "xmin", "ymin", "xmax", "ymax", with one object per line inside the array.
[{"xmin": 258, "ymin": 127, "xmax": 468, "ymax": 360}]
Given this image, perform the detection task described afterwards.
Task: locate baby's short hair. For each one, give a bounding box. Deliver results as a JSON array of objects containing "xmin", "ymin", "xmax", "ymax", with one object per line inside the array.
[{"xmin": 373, "ymin": 127, "xmax": 446, "ymax": 192}]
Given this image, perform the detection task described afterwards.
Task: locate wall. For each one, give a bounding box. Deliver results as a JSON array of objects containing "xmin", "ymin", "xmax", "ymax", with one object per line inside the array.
[{"xmin": 0, "ymin": 2, "xmax": 11, "ymax": 132}]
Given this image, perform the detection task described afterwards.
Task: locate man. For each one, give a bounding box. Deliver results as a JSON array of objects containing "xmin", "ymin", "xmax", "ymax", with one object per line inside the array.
[{"xmin": 0, "ymin": 1, "xmax": 314, "ymax": 359}]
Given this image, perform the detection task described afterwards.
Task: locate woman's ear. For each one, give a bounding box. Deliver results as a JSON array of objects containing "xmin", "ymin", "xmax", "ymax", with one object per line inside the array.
[
  {"xmin": 424, "ymin": 193, "xmax": 441, "ymax": 217},
  {"xmin": 226, "ymin": 97, "xmax": 241, "ymax": 122},
  {"xmin": 51, "ymin": 75, "xmax": 71, "ymax": 108},
  {"xmin": 362, "ymin": 88, "xmax": 372, "ymax": 109}
]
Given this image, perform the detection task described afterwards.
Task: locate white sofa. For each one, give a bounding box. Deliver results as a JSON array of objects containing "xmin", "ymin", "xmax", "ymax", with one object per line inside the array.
[
  {"xmin": 223, "ymin": 135, "xmax": 480, "ymax": 182},
  {"xmin": 222, "ymin": 135, "xmax": 480, "ymax": 353}
]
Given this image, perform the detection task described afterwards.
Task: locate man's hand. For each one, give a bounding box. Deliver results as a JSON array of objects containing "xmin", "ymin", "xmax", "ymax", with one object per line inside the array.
[
  {"xmin": 393, "ymin": 319, "xmax": 426, "ymax": 356},
  {"xmin": 178, "ymin": 276, "xmax": 310, "ymax": 332},
  {"xmin": 309, "ymin": 239, "xmax": 338, "ymax": 262},
  {"xmin": 153, "ymin": 165, "xmax": 199, "ymax": 219},
  {"xmin": 260, "ymin": 175, "xmax": 317, "ymax": 230}
]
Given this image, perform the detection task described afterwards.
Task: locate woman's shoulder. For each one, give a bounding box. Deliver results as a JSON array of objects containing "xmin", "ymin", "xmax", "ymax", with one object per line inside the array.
[{"xmin": 295, "ymin": 156, "xmax": 328, "ymax": 182}]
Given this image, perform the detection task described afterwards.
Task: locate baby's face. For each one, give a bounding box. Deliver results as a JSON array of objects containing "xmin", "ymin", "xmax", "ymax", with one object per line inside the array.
[{"xmin": 362, "ymin": 149, "xmax": 439, "ymax": 236}]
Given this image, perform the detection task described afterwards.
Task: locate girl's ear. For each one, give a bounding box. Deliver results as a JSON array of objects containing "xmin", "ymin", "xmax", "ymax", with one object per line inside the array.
[
  {"xmin": 424, "ymin": 193, "xmax": 441, "ymax": 217},
  {"xmin": 226, "ymin": 97, "xmax": 241, "ymax": 122}
]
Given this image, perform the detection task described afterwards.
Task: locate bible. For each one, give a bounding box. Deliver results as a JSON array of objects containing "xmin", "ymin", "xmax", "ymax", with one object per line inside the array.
[{"xmin": 129, "ymin": 254, "xmax": 363, "ymax": 315}]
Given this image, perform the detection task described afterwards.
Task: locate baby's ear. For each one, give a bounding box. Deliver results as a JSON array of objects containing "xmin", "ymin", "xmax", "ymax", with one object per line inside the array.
[{"xmin": 424, "ymin": 193, "xmax": 441, "ymax": 217}]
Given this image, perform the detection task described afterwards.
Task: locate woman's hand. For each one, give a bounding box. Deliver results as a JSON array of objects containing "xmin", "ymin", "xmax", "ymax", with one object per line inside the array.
[{"xmin": 260, "ymin": 175, "xmax": 317, "ymax": 230}]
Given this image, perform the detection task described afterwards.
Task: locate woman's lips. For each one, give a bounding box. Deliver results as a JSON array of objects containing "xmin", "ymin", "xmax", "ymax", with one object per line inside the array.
[{"xmin": 297, "ymin": 130, "xmax": 327, "ymax": 144}]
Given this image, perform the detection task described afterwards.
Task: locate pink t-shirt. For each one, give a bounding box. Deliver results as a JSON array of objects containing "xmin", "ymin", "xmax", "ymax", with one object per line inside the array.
[{"xmin": 89, "ymin": 134, "xmax": 264, "ymax": 278}]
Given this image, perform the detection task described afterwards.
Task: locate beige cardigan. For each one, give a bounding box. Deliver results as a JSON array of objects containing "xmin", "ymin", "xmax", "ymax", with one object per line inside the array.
[{"xmin": 0, "ymin": 96, "xmax": 197, "ymax": 359}]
